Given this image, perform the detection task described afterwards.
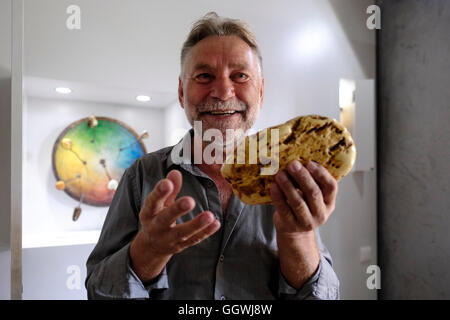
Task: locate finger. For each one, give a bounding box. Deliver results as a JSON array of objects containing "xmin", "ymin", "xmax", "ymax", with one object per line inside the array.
[
  {"xmin": 140, "ymin": 178, "xmax": 174, "ymax": 222},
  {"xmin": 170, "ymin": 211, "xmax": 216, "ymax": 242},
  {"xmin": 164, "ymin": 170, "xmax": 183, "ymax": 207},
  {"xmin": 286, "ymin": 161, "xmax": 327, "ymax": 218},
  {"xmin": 178, "ymin": 219, "xmax": 221, "ymax": 250},
  {"xmin": 306, "ymin": 161, "xmax": 338, "ymax": 209},
  {"xmin": 295, "ymin": 188, "xmax": 304, "ymax": 198},
  {"xmin": 274, "ymin": 171, "xmax": 314, "ymax": 229},
  {"xmin": 270, "ymin": 183, "xmax": 295, "ymax": 223},
  {"xmin": 153, "ymin": 196, "xmax": 196, "ymax": 228}
]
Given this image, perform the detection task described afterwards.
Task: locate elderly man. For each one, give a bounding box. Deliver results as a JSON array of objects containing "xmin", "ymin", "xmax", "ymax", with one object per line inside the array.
[{"xmin": 86, "ymin": 12, "xmax": 339, "ymax": 300}]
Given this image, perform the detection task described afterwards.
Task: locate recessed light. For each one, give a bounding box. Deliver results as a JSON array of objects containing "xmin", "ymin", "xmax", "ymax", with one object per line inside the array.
[
  {"xmin": 136, "ymin": 95, "xmax": 151, "ymax": 102},
  {"xmin": 55, "ymin": 87, "xmax": 72, "ymax": 94}
]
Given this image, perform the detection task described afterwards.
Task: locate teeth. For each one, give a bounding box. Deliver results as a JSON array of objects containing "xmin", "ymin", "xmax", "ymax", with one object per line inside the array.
[{"xmin": 210, "ymin": 111, "xmax": 236, "ymax": 115}]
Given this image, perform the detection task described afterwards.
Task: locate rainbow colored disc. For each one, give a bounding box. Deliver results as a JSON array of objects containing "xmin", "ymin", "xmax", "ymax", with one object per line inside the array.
[{"xmin": 52, "ymin": 116, "xmax": 147, "ymax": 206}]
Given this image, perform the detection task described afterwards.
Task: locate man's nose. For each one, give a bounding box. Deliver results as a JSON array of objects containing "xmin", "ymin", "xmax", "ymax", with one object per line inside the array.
[{"xmin": 210, "ymin": 76, "xmax": 235, "ymax": 101}]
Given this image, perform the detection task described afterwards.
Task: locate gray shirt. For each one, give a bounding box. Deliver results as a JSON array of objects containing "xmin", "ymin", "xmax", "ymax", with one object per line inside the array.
[{"xmin": 85, "ymin": 131, "xmax": 340, "ymax": 300}]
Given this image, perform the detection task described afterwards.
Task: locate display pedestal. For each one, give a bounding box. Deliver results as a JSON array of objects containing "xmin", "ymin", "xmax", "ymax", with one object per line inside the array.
[{"xmin": 23, "ymin": 230, "xmax": 101, "ymax": 249}]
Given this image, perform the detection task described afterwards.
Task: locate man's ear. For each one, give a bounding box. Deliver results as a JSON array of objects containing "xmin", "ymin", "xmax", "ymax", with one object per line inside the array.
[
  {"xmin": 178, "ymin": 77, "xmax": 184, "ymax": 109},
  {"xmin": 259, "ymin": 77, "xmax": 264, "ymax": 109}
]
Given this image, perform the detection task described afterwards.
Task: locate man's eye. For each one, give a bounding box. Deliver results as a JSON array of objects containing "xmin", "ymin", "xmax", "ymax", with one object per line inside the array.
[
  {"xmin": 195, "ymin": 73, "xmax": 213, "ymax": 82},
  {"xmin": 233, "ymin": 73, "xmax": 249, "ymax": 82}
]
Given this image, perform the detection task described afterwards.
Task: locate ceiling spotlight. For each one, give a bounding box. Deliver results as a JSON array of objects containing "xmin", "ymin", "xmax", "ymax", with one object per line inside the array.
[
  {"xmin": 55, "ymin": 87, "xmax": 72, "ymax": 94},
  {"xmin": 136, "ymin": 95, "xmax": 151, "ymax": 102}
]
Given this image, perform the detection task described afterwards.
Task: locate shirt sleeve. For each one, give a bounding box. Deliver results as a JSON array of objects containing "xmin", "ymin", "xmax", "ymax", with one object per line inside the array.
[
  {"xmin": 85, "ymin": 166, "xmax": 168, "ymax": 299},
  {"xmin": 278, "ymin": 229, "xmax": 340, "ymax": 300}
]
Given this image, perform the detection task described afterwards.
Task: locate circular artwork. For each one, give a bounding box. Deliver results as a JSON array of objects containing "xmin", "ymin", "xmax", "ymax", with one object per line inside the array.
[{"xmin": 52, "ymin": 116, "xmax": 147, "ymax": 210}]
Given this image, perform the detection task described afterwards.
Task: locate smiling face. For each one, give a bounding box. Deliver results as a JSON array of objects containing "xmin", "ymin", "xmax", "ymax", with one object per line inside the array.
[{"xmin": 179, "ymin": 35, "xmax": 264, "ymax": 144}]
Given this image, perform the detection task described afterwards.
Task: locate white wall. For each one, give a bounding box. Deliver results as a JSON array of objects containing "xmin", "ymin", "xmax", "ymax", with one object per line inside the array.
[
  {"xmin": 22, "ymin": 244, "xmax": 94, "ymax": 300},
  {"xmin": 23, "ymin": 97, "xmax": 165, "ymax": 246},
  {"xmin": 164, "ymin": 101, "xmax": 192, "ymax": 146}
]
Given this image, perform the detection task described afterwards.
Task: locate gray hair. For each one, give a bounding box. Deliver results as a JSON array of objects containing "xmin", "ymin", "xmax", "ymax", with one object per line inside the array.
[{"xmin": 180, "ymin": 12, "xmax": 263, "ymax": 76}]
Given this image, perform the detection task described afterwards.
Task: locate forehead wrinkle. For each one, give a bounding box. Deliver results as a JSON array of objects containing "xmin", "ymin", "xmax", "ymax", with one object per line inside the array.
[
  {"xmin": 192, "ymin": 62, "xmax": 214, "ymax": 72},
  {"xmin": 184, "ymin": 36, "xmax": 262, "ymax": 78},
  {"xmin": 192, "ymin": 61, "xmax": 250, "ymax": 72}
]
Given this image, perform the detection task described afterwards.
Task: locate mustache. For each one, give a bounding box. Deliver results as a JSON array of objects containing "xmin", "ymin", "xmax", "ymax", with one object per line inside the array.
[{"xmin": 196, "ymin": 99, "xmax": 248, "ymax": 113}]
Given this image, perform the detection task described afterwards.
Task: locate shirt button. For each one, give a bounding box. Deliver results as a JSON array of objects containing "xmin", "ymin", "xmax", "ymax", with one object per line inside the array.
[
  {"xmin": 219, "ymin": 254, "xmax": 224, "ymax": 262},
  {"xmin": 220, "ymin": 295, "xmax": 226, "ymax": 300}
]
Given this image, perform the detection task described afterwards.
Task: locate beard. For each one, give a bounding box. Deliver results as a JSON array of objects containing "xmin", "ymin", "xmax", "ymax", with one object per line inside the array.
[{"xmin": 186, "ymin": 98, "xmax": 260, "ymax": 151}]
